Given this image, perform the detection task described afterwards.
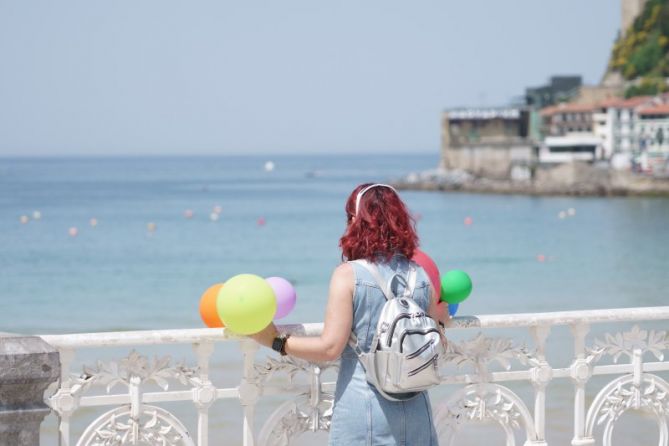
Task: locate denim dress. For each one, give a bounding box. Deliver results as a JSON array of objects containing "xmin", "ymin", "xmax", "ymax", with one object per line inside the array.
[{"xmin": 328, "ymin": 254, "xmax": 439, "ymax": 446}]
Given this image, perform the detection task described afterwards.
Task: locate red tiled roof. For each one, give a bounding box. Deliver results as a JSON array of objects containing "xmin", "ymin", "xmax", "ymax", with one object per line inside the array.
[
  {"xmin": 598, "ymin": 96, "xmax": 655, "ymax": 109},
  {"xmin": 638, "ymin": 104, "xmax": 669, "ymax": 116}
]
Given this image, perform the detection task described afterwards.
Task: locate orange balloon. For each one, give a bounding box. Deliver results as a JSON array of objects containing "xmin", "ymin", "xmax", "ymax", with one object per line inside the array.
[{"xmin": 199, "ymin": 284, "xmax": 225, "ymax": 328}]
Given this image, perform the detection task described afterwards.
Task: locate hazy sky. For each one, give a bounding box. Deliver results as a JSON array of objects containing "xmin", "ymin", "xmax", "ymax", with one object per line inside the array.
[{"xmin": 0, "ymin": 1, "xmax": 619, "ymax": 156}]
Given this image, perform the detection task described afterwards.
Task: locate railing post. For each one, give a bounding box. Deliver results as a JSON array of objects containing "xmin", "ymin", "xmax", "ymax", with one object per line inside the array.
[
  {"xmin": 569, "ymin": 323, "xmax": 595, "ymax": 446},
  {"xmin": 529, "ymin": 324, "xmax": 551, "ymax": 446},
  {"xmin": 48, "ymin": 347, "xmax": 76, "ymax": 446},
  {"xmin": 0, "ymin": 336, "xmax": 60, "ymax": 446},
  {"xmin": 193, "ymin": 342, "xmax": 216, "ymax": 446},
  {"xmin": 239, "ymin": 339, "xmax": 260, "ymax": 446}
]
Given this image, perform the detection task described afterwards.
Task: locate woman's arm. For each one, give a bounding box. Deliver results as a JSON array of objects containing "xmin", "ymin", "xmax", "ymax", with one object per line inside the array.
[
  {"xmin": 427, "ymin": 283, "xmax": 450, "ymax": 326},
  {"xmin": 250, "ymin": 263, "xmax": 354, "ymax": 363}
]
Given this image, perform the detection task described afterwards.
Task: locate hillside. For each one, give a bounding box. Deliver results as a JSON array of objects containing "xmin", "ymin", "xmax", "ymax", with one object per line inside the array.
[{"xmin": 609, "ymin": 0, "xmax": 669, "ymax": 97}]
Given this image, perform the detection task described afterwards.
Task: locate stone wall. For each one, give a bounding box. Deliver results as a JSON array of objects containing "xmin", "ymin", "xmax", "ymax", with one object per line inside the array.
[{"xmin": 443, "ymin": 145, "xmax": 534, "ymax": 180}]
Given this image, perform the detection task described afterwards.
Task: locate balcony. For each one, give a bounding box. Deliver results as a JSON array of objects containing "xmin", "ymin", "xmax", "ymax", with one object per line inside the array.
[{"xmin": 5, "ymin": 306, "xmax": 667, "ymax": 445}]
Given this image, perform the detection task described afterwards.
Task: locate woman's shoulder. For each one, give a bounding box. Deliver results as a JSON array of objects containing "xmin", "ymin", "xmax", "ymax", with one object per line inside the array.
[{"xmin": 332, "ymin": 262, "xmax": 355, "ymax": 282}]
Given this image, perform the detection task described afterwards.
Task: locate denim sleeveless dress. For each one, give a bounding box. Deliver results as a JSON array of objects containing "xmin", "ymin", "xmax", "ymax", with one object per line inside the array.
[{"xmin": 328, "ymin": 254, "xmax": 439, "ymax": 446}]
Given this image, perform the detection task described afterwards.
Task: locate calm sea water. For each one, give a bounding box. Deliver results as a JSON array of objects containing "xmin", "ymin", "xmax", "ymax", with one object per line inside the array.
[{"xmin": 2, "ymin": 154, "xmax": 669, "ymax": 444}]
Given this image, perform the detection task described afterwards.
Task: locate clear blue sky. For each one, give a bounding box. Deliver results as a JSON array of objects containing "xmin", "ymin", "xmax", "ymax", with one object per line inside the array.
[{"xmin": 0, "ymin": 1, "xmax": 619, "ymax": 156}]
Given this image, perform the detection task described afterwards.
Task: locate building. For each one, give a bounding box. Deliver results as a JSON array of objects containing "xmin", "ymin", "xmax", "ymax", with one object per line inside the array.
[
  {"xmin": 635, "ymin": 103, "xmax": 669, "ymax": 173},
  {"xmin": 525, "ymin": 76, "xmax": 582, "ymax": 110},
  {"xmin": 605, "ymin": 96, "xmax": 656, "ymax": 156},
  {"xmin": 541, "ymin": 96, "xmax": 660, "ymax": 165},
  {"xmin": 440, "ymin": 107, "xmax": 534, "ymax": 180},
  {"xmin": 592, "ymin": 104, "xmax": 614, "ymax": 159},
  {"xmin": 539, "ymin": 134, "xmax": 602, "ymax": 164},
  {"xmin": 525, "ymin": 76, "xmax": 583, "ymax": 141},
  {"xmin": 540, "ymin": 102, "xmax": 597, "ymax": 136}
]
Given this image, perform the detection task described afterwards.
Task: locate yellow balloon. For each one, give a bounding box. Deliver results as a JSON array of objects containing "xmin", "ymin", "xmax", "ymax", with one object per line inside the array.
[{"xmin": 217, "ymin": 274, "xmax": 277, "ymax": 335}]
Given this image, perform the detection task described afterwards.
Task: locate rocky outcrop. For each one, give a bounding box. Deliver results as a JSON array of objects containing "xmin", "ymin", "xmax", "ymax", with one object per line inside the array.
[{"xmin": 393, "ymin": 162, "xmax": 669, "ymax": 197}]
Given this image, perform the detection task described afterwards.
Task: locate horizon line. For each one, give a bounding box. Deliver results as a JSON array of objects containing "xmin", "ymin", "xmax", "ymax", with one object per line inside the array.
[{"xmin": 0, "ymin": 149, "xmax": 441, "ymax": 159}]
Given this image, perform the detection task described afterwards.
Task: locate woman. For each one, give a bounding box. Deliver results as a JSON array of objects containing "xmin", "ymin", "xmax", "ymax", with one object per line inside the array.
[{"xmin": 251, "ymin": 183, "xmax": 449, "ymax": 445}]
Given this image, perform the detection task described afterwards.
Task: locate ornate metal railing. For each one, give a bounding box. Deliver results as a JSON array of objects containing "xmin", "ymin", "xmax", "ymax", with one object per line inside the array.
[{"xmin": 40, "ymin": 306, "xmax": 669, "ymax": 446}]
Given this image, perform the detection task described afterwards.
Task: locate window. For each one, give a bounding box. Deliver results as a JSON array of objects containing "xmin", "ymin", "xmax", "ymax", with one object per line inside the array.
[{"xmin": 549, "ymin": 145, "xmax": 596, "ymax": 153}]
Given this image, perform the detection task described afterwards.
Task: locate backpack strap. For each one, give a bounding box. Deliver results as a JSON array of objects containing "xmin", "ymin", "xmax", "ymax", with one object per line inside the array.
[
  {"xmin": 346, "ymin": 259, "xmax": 418, "ymax": 354},
  {"xmin": 351, "ymin": 259, "xmax": 417, "ymax": 301}
]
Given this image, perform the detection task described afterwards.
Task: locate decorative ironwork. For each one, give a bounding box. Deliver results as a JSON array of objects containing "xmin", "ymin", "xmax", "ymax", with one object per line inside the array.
[
  {"xmin": 257, "ymin": 394, "xmax": 334, "ymax": 446},
  {"xmin": 254, "ymin": 355, "xmax": 339, "ymax": 385},
  {"xmin": 596, "ymin": 376, "xmax": 668, "ymax": 425},
  {"xmin": 588, "ymin": 325, "xmax": 669, "ymax": 363},
  {"xmin": 584, "ymin": 374, "xmax": 669, "ymax": 446},
  {"xmin": 73, "ymin": 350, "xmax": 199, "ymax": 395},
  {"xmin": 37, "ymin": 307, "xmax": 669, "ymax": 446},
  {"xmin": 443, "ymin": 333, "xmax": 539, "ymax": 375},
  {"xmin": 77, "ymin": 405, "xmax": 195, "ymax": 446},
  {"xmin": 434, "ymin": 383, "xmax": 540, "ymax": 446}
]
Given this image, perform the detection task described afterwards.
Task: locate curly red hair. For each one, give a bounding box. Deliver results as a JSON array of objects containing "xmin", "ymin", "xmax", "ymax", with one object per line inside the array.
[{"xmin": 339, "ymin": 183, "xmax": 419, "ymax": 261}]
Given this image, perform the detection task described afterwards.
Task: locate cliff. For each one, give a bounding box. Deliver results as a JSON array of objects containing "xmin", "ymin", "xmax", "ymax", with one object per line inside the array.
[{"xmin": 608, "ymin": 0, "xmax": 669, "ymax": 97}]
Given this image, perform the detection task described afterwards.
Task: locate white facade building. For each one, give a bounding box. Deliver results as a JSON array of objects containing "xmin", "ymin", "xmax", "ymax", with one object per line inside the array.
[
  {"xmin": 540, "ymin": 133, "xmax": 602, "ymax": 164},
  {"xmin": 606, "ymin": 96, "xmax": 656, "ymax": 154},
  {"xmin": 592, "ymin": 106, "xmax": 613, "ymax": 159},
  {"xmin": 635, "ymin": 103, "xmax": 669, "ymax": 173}
]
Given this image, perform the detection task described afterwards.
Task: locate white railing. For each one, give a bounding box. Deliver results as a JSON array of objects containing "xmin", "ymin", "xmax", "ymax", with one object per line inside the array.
[{"xmin": 41, "ymin": 306, "xmax": 669, "ymax": 446}]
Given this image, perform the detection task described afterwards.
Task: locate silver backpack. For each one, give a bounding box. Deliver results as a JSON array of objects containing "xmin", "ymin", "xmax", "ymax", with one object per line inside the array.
[{"xmin": 348, "ymin": 260, "xmax": 445, "ymax": 401}]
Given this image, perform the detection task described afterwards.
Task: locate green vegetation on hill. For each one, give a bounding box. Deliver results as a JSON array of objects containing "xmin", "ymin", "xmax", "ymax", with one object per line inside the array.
[{"xmin": 609, "ymin": 0, "xmax": 669, "ymax": 97}]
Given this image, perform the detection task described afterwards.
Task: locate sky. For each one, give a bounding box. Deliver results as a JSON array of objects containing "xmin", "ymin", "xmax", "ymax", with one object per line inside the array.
[{"xmin": 0, "ymin": 1, "xmax": 620, "ymax": 156}]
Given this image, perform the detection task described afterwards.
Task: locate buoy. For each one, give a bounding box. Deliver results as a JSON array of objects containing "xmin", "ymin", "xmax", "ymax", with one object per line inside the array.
[
  {"xmin": 147, "ymin": 222, "xmax": 157, "ymax": 233},
  {"xmin": 32, "ymin": 211, "xmax": 41, "ymax": 220},
  {"xmin": 184, "ymin": 209, "xmax": 194, "ymax": 219},
  {"xmin": 257, "ymin": 217, "xmax": 266, "ymax": 226},
  {"xmin": 536, "ymin": 254, "xmax": 546, "ymax": 262},
  {"xmin": 90, "ymin": 218, "xmax": 98, "ymax": 227},
  {"xmin": 68, "ymin": 227, "xmax": 78, "ymax": 237},
  {"xmin": 264, "ymin": 161, "xmax": 275, "ymax": 172},
  {"xmin": 19, "ymin": 215, "xmax": 29, "ymax": 224},
  {"xmin": 464, "ymin": 216, "xmax": 473, "ymax": 226},
  {"xmin": 210, "ymin": 212, "xmax": 219, "ymax": 222}
]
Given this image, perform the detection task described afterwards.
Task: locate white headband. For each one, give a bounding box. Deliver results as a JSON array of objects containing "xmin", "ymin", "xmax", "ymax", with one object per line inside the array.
[{"xmin": 354, "ymin": 183, "xmax": 398, "ymax": 216}]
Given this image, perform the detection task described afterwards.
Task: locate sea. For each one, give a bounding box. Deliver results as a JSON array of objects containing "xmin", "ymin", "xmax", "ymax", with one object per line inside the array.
[{"xmin": 2, "ymin": 154, "xmax": 669, "ymax": 445}]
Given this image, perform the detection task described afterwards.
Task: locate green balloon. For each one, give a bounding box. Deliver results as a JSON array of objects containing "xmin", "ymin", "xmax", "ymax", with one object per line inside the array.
[
  {"xmin": 440, "ymin": 270, "xmax": 472, "ymax": 304},
  {"xmin": 217, "ymin": 274, "xmax": 277, "ymax": 335}
]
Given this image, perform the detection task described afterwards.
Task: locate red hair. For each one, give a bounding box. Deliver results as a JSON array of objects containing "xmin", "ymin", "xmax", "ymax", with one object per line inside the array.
[{"xmin": 339, "ymin": 183, "xmax": 419, "ymax": 261}]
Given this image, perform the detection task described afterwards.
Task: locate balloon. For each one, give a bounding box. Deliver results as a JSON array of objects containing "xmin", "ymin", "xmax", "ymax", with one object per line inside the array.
[
  {"xmin": 266, "ymin": 277, "xmax": 297, "ymax": 320},
  {"xmin": 412, "ymin": 249, "xmax": 441, "ymax": 300},
  {"xmin": 448, "ymin": 303, "xmax": 459, "ymax": 316},
  {"xmin": 440, "ymin": 270, "xmax": 472, "ymax": 304},
  {"xmin": 217, "ymin": 274, "xmax": 277, "ymax": 335},
  {"xmin": 199, "ymin": 283, "xmax": 225, "ymax": 328}
]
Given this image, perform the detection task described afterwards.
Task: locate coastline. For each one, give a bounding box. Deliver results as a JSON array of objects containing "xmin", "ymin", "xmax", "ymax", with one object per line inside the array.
[{"xmin": 393, "ymin": 162, "xmax": 669, "ymax": 197}]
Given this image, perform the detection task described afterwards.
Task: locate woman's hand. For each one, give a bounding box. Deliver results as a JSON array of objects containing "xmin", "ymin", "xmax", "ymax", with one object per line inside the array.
[
  {"xmin": 246, "ymin": 263, "xmax": 354, "ymax": 363},
  {"xmin": 250, "ymin": 322, "xmax": 279, "ymax": 348}
]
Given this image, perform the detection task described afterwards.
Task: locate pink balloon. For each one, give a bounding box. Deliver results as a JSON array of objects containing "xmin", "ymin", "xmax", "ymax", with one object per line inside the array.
[
  {"xmin": 412, "ymin": 248, "xmax": 441, "ymax": 300},
  {"xmin": 266, "ymin": 277, "xmax": 297, "ymax": 320}
]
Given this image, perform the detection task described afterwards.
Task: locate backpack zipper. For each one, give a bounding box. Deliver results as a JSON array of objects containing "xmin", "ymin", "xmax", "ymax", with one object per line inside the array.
[
  {"xmin": 398, "ymin": 328, "xmax": 440, "ymax": 352},
  {"xmin": 408, "ymin": 354, "xmax": 439, "ymax": 377},
  {"xmin": 386, "ymin": 311, "xmax": 426, "ymax": 347},
  {"xmin": 406, "ymin": 338, "xmax": 437, "ymax": 359}
]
